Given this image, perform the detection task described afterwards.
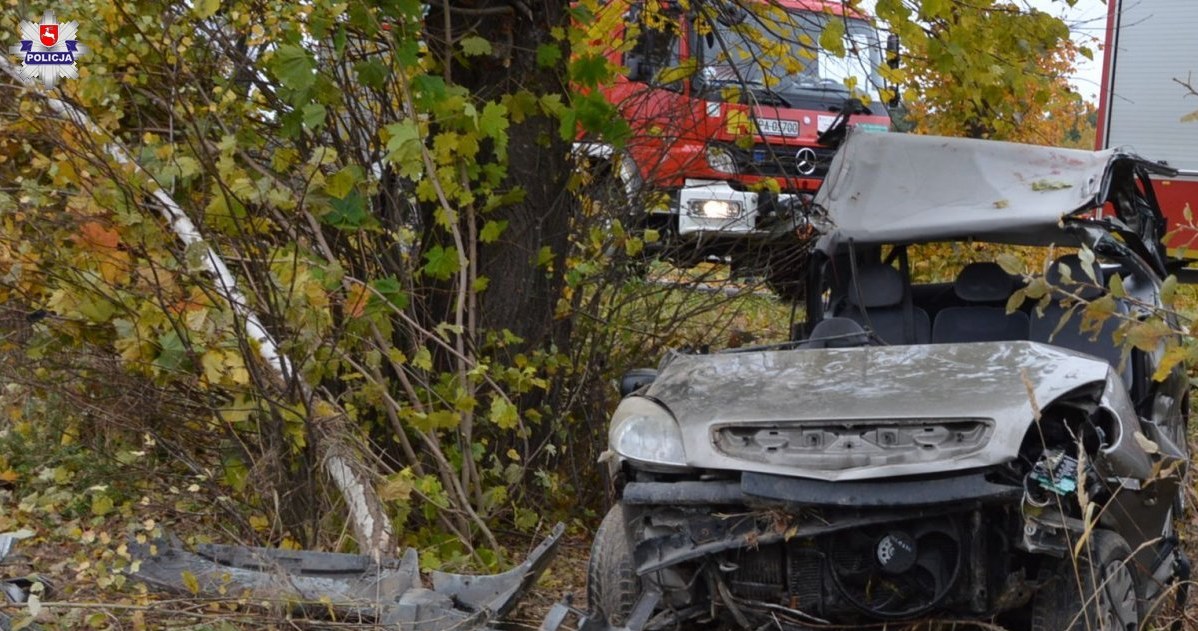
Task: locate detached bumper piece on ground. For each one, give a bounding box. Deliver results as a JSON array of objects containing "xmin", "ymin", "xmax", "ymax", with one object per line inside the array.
[
  {"xmin": 132, "ymin": 522, "xmax": 564, "ymax": 630},
  {"xmin": 1, "ymin": 531, "xmax": 47, "ymax": 631}
]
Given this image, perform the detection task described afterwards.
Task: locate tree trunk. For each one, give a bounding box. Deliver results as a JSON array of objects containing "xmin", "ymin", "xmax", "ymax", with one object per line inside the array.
[{"xmin": 426, "ymin": 0, "xmax": 575, "ymax": 351}]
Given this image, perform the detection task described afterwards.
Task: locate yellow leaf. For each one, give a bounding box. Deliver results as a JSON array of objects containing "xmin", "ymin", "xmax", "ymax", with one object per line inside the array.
[
  {"xmin": 995, "ymin": 253, "xmax": 1023, "ymax": 275},
  {"xmin": 379, "ymin": 474, "xmax": 414, "ymax": 502},
  {"xmin": 181, "ymin": 570, "xmax": 200, "ymax": 594},
  {"xmin": 1151, "ymin": 345, "xmax": 1189, "ymax": 382},
  {"xmin": 1133, "ymin": 431, "xmax": 1160, "ymax": 455},
  {"xmin": 1107, "ymin": 273, "xmax": 1126, "ymax": 299},
  {"xmin": 194, "ymin": 0, "xmax": 220, "ymax": 18},
  {"xmin": 223, "ymin": 351, "xmax": 250, "ymax": 386},
  {"xmin": 91, "ymin": 494, "xmax": 114, "ymax": 516},
  {"xmin": 489, "ymin": 398, "xmax": 519, "ymax": 429},
  {"xmin": 345, "ymin": 284, "xmax": 368, "ymax": 318},
  {"xmin": 201, "ymin": 351, "xmax": 224, "ymax": 384}
]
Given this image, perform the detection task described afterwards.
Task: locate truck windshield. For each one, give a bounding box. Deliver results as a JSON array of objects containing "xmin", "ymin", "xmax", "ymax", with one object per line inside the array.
[{"xmin": 701, "ymin": 11, "xmax": 884, "ymax": 107}]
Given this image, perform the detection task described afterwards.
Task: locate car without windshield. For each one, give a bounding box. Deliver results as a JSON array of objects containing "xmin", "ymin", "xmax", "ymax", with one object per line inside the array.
[{"xmin": 569, "ymin": 130, "xmax": 1192, "ymax": 631}]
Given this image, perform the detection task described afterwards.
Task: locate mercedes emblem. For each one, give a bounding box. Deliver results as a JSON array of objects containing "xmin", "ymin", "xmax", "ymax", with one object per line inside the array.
[{"xmin": 794, "ymin": 147, "xmax": 818, "ymax": 176}]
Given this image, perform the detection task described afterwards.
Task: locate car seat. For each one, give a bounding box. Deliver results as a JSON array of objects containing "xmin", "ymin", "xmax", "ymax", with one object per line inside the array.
[
  {"xmin": 840, "ymin": 263, "xmax": 931, "ymax": 344},
  {"xmin": 932, "ymin": 262, "xmax": 1029, "ymax": 343},
  {"xmin": 800, "ymin": 317, "xmax": 872, "ymax": 348}
]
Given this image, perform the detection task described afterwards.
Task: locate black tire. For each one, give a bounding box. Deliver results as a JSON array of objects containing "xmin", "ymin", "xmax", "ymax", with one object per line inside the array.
[
  {"xmin": 1030, "ymin": 529, "xmax": 1142, "ymax": 631},
  {"xmin": 587, "ymin": 502, "xmax": 641, "ymax": 625}
]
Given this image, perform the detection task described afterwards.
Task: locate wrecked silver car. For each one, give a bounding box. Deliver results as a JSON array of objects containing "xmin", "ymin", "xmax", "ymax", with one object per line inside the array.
[{"xmin": 577, "ymin": 131, "xmax": 1192, "ymax": 630}]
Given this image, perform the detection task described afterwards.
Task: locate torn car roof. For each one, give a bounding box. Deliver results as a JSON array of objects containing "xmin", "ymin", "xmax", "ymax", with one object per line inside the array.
[{"xmin": 812, "ymin": 131, "xmax": 1130, "ymax": 252}]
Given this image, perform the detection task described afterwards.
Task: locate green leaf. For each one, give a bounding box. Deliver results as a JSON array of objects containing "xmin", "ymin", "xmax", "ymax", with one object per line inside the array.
[
  {"xmin": 326, "ymin": 165, "xmax": 363, "ymax": 199},
  {"xmin": 91, "ymin": 493, "xmax": 114, "ymax": 517},
  {"xmin": 366, "ymin": 276, "xmax": 409, "ymax": 315},
  {"xmin": 302, "ymin": 103, "xmax": 327, "ymax": 129},
  {"xmin": 514, "ymin": 506, "xmax": 538, "ymax": 530},
  {"xmin": 272, "ymin": 45, "xmax": 316, "ymax": 92},
  {"xmin": 1005, "ymin": 289, "xmax": 1027, "ymax": 314},
  {"xmin": 489, "ymin": 398, "xmax": 519, "ymax": 429},
  {"xmin": 411, "ymin": 75, "xmax": 448, "ymax": 108},
  {"xmin": 423, "ymin": 245, "xmax": 462, "ymax": 280},
  {"xmin": 536, "ymin": 43, "xmax": 562, "ymax": 68},
  {"xmin": 194, "ymin": 0, "xmax": 220, "ymax": 19},
  {"xmin": 427, "ymin": 410, "xmax": 461, "ymax": 430},
  {"xmin": 479, "ymin": 102, "xmax": 509, "ymax": 154},
  {"xmin": 385, "ymin": 120, "xmax": 425, "ymax": 180},
  {"xmin": 570, "ymin": 53, "xmax": 610, "ymax": 87},
  {"xmin": 570, "ymin": 92, "xmax": 629, "ymax": 143},
  {"xmin": 413, "ymin": 347, "xmax": 433, "ymax": 371},
  {"xmin": 323, "ymin": 190, "xmax": 373, "ymax": 230},
  {"xmin": 355, "ymin": 60, "xmax": 389, "ymax": 90},
  {"xmin": 78, "ymin": 297, "xmax": 116, "ymax": 323},
  {"xmin": 819, "ymin": 18, "xmax": 846, "ymax": 57},
  {"xmin": 460, "ymin": 36, "xmax": 493, "ymax": 56},
  {"xmin": 1107, "ymin": 272, "xmax": 1126, "ymax": 299},
  {"xmin": 536, "ymin": 246, "xmax": 554, "ymax": 268},
  {"xmin": 1161, "ymin": 275, "xmax": 1178, "ymax": 306},
  {"xmin": 154, "ymin": 330, "xmax": 188, "ymax": 372},
  {"xmin": 480, "ymin": 220, "xmax": 508, "ymax": 243}
]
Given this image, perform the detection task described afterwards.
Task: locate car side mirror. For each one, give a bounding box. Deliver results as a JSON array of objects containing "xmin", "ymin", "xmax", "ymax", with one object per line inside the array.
[
  {"xmin": 619, "ymin": 368, "xmax": 658, "ymax": 397},
  {"xmin": 626, "ymin": 55, "xmax": 643, "ymax": 80}
]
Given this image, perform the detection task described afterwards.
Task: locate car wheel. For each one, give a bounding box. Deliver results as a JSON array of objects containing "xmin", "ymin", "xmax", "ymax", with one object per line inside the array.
[
  {"xmin": 1030, "ymin": 529, "xmax": 1141, "ymax": 631},
  {"xmin": 587, "ymin": 502, "xmax": 642, "ymax": 626}
]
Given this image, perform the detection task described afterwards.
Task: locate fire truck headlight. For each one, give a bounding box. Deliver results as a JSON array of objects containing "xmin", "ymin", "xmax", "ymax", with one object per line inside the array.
[{"xmin": 688, "ymin": 199, "xmax": 743, "ymax": 219}]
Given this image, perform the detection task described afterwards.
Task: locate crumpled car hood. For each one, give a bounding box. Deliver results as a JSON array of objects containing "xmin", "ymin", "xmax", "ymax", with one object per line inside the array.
[{"xmin": 642, "ymin": 341, "xmax": 1114, "ymax": 481}]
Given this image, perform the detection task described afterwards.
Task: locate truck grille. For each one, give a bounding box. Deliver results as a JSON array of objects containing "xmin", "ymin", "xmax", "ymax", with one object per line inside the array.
[
  {"xmin": 730, "ymin": 144, "xmax": 837, "ymax": 179},
  {"xmin": 712, "ymin": 419, "xmax": 992, "ymax": 470}
]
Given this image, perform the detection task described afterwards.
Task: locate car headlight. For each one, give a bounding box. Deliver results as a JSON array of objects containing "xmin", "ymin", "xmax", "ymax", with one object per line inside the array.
[
  {"xmin": 609, "ymin": 396, "xmax": 688, "ymax": 468},
  {"xmin": 705, "ymin": 146, "xmax": 738, "ymax": 174},
  {"xmin": 688, "ymin": 199, "xmax": 744, "ymax": 219}
]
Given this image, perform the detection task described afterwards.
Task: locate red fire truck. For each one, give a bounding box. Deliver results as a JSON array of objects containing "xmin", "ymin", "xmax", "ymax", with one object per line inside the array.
[
  {"xmin": 578, "ymin": 0, "xmax": 896, "ymax": 273},
  {"xmin": 1097, "ymin": 0, "xmax": 1198, "ymax": 255}
]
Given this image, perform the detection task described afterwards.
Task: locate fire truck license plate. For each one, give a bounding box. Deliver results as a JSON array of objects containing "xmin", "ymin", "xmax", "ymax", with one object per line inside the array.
[{"xmin": 757, "ymin": 119, "xmax": 799, "ymax": 136}]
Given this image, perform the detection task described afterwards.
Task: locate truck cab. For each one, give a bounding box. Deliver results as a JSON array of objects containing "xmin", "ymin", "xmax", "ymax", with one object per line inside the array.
[{"xmin": 579, "ymin": 0, "xmax": 895, "ymax": 269}]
